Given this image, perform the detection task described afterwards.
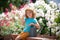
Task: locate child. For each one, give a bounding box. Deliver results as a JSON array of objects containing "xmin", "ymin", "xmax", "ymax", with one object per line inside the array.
[{"xmin": 15, "ymin": 9, "xmax": 40, "ymax": 40}]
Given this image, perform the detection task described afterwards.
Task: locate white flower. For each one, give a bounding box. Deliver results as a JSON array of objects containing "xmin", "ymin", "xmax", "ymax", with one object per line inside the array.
[
  {"xmin": 28, "ymin": 3, "xmax": 34, "ymax": 8},
  {"xmin": 49, "ymin": 1, "xmax": 57, "ymax": 9},
  {"xmin": 58, "ymin": 3, "xmax": 60, "ymax": 10},
  {"xmin": 34, "ymin": 1, "xmax": 41, "ymax": 7},
  {"xmin": 39, "ymin": 18, "xmax": 43, "ymax": 23},
  {"xmin": 1, "ymin": 13, "xmax": 6, "ymax": 17},
  {"xmin": 36, "ymin": 13, "xmax": 40, "ymax": 17},
  {"xmin": 47, "ymin": 21, "xmax": 52, "ymax": 28},
  {"xmin": 36, "ymin": 9, "xmax": 44, "ymax": 17},
  {"xmin": 56, "ymin": 27, "xmax": 60, "ymax": 31},
  {"xmin": 51, "ymin": 28, "xmax": 56, "ymax": 33},
  {"xmin": 18, "ymin": 11, "xmax": 23, "ymax": 18},
  {"xmin": 50, "ymin": 9, "xmax": 55, "ymax": 15},
  {"xmin": 55, "ymin": 10, "xmax": 60, "ymax": 16},
  {"xmin": 45, "ymin": 4, "xmax": 51, "ymax": 10},
  {"xmin": 15, "ymin": 16, "xmax": 18, "ymax": 20},
  {"xmin": 45, "ymin": 16, "xmax": 50, "ymax": 21},
  {"xmin": 56, "ymin": 31, "xmax": 60, "ymax": 36},
  {"xmin": 15, "ymin": 10, "xmax": 20, "ymax": 14},
  {"xmin": 50, "ymin": 15, "xmax": 55, "ymax": 22},
  {"xmin": 5, "ymin": 17, "xmax": 9, "ymax": 20},
  {"xmin": 45, "ymin": 10, "xmax": 51, "ymax": 21},
  {"xmin": 51, "ymin": 22, "xmax": 57, "ymax": 27},
  {"xmin": 20, "ymin": 8, "xmax": 25, "ymax": 15},
  {"xmin": 34, "ymin": 0, "xmax": 45, "ymax": 7},
  {"xmin": 56, "ymin": 10, "xmax": 59, "ymax": 13}
]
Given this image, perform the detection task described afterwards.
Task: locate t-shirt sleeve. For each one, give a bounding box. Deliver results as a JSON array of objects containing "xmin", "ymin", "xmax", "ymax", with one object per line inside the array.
[{"xmin": 33, "ymin": 18, "xmax": 38, "ymax": 24}]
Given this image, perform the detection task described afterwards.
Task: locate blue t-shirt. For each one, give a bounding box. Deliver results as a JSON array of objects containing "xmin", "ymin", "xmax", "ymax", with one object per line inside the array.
[{"xmin": 23, "ymin": 18, "xmax": 37, "ymax": 32}]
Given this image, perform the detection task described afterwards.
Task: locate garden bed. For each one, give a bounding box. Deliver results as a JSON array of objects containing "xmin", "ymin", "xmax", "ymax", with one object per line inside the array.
[{"xmin": 0, "ymin": 34, "xmax": 57, "ymax": 40}]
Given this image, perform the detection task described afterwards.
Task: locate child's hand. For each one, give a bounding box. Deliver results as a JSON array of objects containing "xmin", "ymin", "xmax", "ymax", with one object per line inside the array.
[{"xmin": 29, "ymin": 23, "xmax": 35, "ymax": 26}]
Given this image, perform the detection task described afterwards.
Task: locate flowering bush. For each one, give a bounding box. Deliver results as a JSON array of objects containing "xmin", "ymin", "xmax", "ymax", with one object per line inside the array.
[
  {"xmin": 0, "ymin": 0, "xmax": 60, "ymax": 36},
  {"xmin": 26, "ymin": 0, "xmax": 60, "ymax": 35},
  {"xmin": 0, "ymin": 11, "xmax": 24, "ymax": 36}
]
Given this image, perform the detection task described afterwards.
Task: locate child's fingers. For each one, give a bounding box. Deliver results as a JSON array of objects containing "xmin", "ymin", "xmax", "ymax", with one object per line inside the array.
[{"xmin": 29, "ymin": 23, "xmax": 34, "ymax": 26}]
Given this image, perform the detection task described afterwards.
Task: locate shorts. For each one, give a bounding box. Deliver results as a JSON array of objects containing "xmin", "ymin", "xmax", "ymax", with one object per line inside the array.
[{"xmin": 19, "ymin": 32, "xmax": 29, "ymax": 40}]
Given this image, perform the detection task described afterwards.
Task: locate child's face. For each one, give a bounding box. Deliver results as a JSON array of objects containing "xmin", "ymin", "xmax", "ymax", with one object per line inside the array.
[{"xmin": 26, "ymin": 11, "xmax": 33, "ymax": 18}]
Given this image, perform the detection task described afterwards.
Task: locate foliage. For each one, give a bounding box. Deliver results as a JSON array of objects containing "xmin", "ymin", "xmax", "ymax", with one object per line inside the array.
[
  {"xmin": 0, "ymin": 24, "xmax": 24, "ymax": 36},
  {"xmin": 0, "ymin": 10, "xmax": 24, "ymax": 36},
  {"xmin": 0, "ymin": 0, "xmax": 60, "ymax": 36},
  {"xmin": 0, "ymin": 0, "xmax": 27, "ymax": 13},
  {"xmin": 54, "ymin": 12, "xmax": 60, "ymax": 23}
]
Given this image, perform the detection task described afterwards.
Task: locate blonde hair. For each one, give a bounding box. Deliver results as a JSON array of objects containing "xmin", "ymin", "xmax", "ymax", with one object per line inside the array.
[{"xmin": 25, "ymin": 9, "xmax": 36, "ymax": 18}]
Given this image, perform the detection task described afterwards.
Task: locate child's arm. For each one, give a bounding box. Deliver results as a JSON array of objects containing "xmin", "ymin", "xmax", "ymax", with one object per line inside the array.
[
  {"xmin": 29, "ymin": 23, "xmax": 40, "ymax": 29},
  {"xmin": 29, "ymin": 18, "xmax": 40, "ymax": 29},
  {"xmin": 34, "ymin": 23, "xmax": 40, "ymax": 29}
]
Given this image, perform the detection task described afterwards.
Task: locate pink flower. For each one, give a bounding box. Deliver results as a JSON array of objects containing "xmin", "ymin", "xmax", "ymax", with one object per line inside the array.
[
  {"xmin": 0, "ymin": 20, "xmax": 4, "ymax": 26},
  {"xmin": 11, "ymin": 10, "xmax": 16, "ymax": 14},
  {"xmin": 0, "ymin": 20, "xmax": 10, "ymax": 27},
  {"xmin": 10, "ymin": 18, "xmax": 13, "ymax": 21},
  {"xmin": 4, "ymin": 8, "xmax": 9, "ymax": 15},
  {"xmin": 19, "ymin": 4, "xmax": 25, "ymax": 9},
  {"xmin": 9, "ymin": 3, "xmax": 13, "ymax": 7},
  {"xmin": 0, "ymin": 23, "xmax": 4, "ymax": 26},
  {"xmin": 6, "ymin": 22, "xmax": 10, "ymax": 27},
  {"xmin": 30, "ymin": 0, "xmax": 33, "ymax": 3}
]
